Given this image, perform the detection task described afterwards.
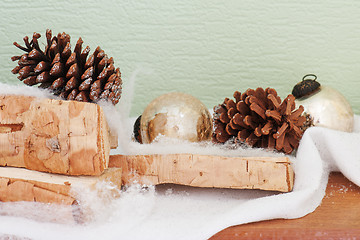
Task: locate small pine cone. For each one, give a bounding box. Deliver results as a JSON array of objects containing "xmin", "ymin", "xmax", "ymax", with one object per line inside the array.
[
  {"xmin": 11, "ymin": 29, "xmax": 122, "ymax": 105},
  {"xmin": 213, "ymin": 87, "xmax": 306, "ymax": 154}
]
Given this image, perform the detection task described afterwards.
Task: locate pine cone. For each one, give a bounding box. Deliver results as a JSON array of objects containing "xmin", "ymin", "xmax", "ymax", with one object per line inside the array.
[
  {"xmin": 213, "ymin": 87, "xmax": 306, "ymax": 154},
  {"xmin": 11, "ymin": 29, "xmax": 122, "ymax": 105}
]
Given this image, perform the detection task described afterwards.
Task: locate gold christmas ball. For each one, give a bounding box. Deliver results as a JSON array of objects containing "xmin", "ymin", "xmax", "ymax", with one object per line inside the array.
[
  {"xmin": 295, "ymin": 86, "xmax": 354, "ymax": 132},
  {"xmin": 140, "ymin": 92, "xmax": 213, "ymax": 143}
]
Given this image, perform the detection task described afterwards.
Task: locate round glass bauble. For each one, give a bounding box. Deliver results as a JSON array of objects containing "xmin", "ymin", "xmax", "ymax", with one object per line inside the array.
[{"xmin": 140, "ymin": 92, "xmax": 213, "ymax": 143}]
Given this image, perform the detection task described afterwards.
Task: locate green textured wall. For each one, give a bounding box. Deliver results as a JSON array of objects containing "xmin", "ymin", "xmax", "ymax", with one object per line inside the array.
[{"xmin": 1, "ymin": 0, "xmax": 359, "ymax": 116}]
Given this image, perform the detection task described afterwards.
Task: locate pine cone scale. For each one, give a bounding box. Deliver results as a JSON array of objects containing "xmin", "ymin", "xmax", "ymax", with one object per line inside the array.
[
  {"xmin": 267, "ymin": 94, "xmax": 280, "ymax": 108},
  {"xmin": 49, "ymin": 62, "xmax": 64, "ymax": 77},
  {"xmin": 274, "ymin": 122, "xmax": 288, "ymax": 139},
  {"xmin": 225, "ymin": 124, "xmax": 237, "ymax": 136},
  {"xmin": 249, "ymin": 102, "xmax": 266, "ymax": 119},
  {"xmin": 233, "ymin": 91, "xmax": 241, "ymax": 102},
  {"xmin": 261, "ymin": 121, "xmax": 272, "ymax": 134},
  {"xmin": 292, "ymin": 125, "xmax": 303, "ymax": 137},
  {"xmin": 219, "ymin": 112, "xmax": 230, "ymax": 123},
  {"xmin": 265, "ymin": 110, "xmax": 281, "ymax": 123},
  {"xmin": 79, "ymin": 78, "xmax": 92, "ymax": 91},
  {"xmin": 250, "ymin": 95, "xmax": 267, "ymax": 111},
  {"xmin": 66, "ymin": 53, "xmax": 77, "ymax": 67},
  {"xmin": 67, "ymin": 63, "xmax": 81, "ymax": 79},
  {"xmin": 283, "ymin": 138, "xmax": 292, "ymax": 154},
  {"xmin": 107, "ymin": 73, "xmax": 116, "ymax": 83},
  {"xmin": 11, "ymin": 65, "xmax": 21, "ymax": 74},
  {"xmin": 287, "ymin": 133, "xmax": 299, "ymax": 148},
  {"xmin": 74, "ymin": 38, "xmax": 83, "ymax": 56},
  {"xmin": 289, "ymin": 105, "xmax": 304, "ymax": 120},
  {"xmin": 244, "ymin": 115, "xmax": 257, "ymax": 129},
  {"xmin": 65, "ymin": 77, "xmax": 78, "ymax": 91},
  {"xmin": 14, "ymin": 41, "xmax": 29, "ymax": 52},
  {"xmin": 81, "ymin": 66, "xmax": 94, "ymax": 80},
  {"xmin": 228, "ymin": 119, "xmax": 240, "ymax": 130},
  {"xmin": 254, "ymin": 126, "xmax": 262, "ymax": 137},
  {"xmin": 232, "ymin": 113, "xmax": 247, "ymax": 129},
  {"xmin": 61, "ymin": 42, "xmax": 72, "ymax": 59},
  {"xmin": 49, "ymin": 41, "xmax": 58, "ymax": 55},
  {"xmin": 80, "ymin": 46, "xmax": 91, "ymax": 63},
  {"xmin": 75, "ymin": 91, "xmax": 88, "ymax": 102},
  {"xmin": 36, "ymin": 71, "xmax": 50, "ymax": 83},
  {"xmin": 18, "ymin": 65, "xmax": 32, "ymax": 79},
  {"xmin": 98, "ymin": 57, "xmax": 108, "ymax": 71},
  {"xmin": 34, "ymin": 61, "xmax": 49, "ymax": 73},
  {"xmin": 236, "ymin": 101, "xmax": 249, "ymax": 114},
  {"xmin": 24, "ymin": 76, "xmax": 37, "ymax": 86},
  {"xmin": 84, "ymin": 54, "xmax": 94, "ymax": 69},
  {"xmin": 51, "ymin": 77, "xmax": 65, "ymax": 90},
  {"xmin": 238, "ymin": 129, "xmax": 249, "ymax": 141},
  {"xmin": 246, "ymin": 133, "xmax": 259, "ymax": 146},
  {"xmin": 67, "ymin": 89, "xmax": 78, "ymax": 100},
  {"xmin": 28, "ymin": 49, "xmax": 45, "ymax": 60},
  {"xmin": 217, "ymin": 131, "xmax": 230, "ymax": 143}
]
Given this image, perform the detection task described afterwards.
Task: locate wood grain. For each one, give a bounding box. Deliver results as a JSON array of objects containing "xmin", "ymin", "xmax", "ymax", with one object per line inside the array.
[{"xmin": 210, "ymin": 172, "xmax": 360, "ymax": 239}]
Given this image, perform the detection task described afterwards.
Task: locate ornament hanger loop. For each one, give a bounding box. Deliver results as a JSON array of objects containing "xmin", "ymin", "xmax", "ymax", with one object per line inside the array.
[{"xmin": 302, "ymin": 74, "xmax": 317, "ymax": 82}]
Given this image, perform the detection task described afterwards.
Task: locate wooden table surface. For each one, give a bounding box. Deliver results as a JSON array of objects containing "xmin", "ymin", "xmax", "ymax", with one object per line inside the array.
[{"xmin": 210, "ymin": 172, "xmax": 360, "ymax": 239}]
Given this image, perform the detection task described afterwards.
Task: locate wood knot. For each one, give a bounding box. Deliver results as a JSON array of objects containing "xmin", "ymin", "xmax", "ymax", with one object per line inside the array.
[{"xmin": 46, "ymin": 136, "xmax": 61, "ymax": 152}]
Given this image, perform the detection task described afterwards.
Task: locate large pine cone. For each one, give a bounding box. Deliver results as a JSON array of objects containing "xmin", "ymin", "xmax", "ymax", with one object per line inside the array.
[
  {"xmin": 213, "ymin": 87, "xmax": 306, "ymax": 154},
  {"xmin": 11, "ymin": 29, "xmax": 122, "ymax": 105}
]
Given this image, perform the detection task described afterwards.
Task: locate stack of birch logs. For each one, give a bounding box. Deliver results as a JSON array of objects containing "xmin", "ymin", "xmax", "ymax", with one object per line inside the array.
[
  {"xmin": 0, "ymin": 95, "xmax": 122, "ymax": 219},
  {"xmin": 0, "ymin": 95, "xmax": 294, "ymax": 222}
]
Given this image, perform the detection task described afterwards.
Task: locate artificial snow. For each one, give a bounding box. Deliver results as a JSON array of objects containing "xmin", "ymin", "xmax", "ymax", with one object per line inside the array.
[{"xmin": 0, "ymin": 82, "xmax": 360, "ymax": 240}]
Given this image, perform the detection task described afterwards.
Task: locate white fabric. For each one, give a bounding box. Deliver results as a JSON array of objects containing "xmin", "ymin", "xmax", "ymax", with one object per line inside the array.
[{"xmin": 0, "ymin": 83, "xmax": 359, "ymax": 239}]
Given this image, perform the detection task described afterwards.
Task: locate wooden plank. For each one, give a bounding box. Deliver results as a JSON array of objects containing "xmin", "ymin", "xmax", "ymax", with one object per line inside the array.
[
  {"xmin": 0, "ymin": 95, "xmax": 116, "ymax": 176},
  {"xmin": 209, "ymin": 172, "xmax": 360, "ymax": 239},
  {"xmin": 109, "ymin": 154, "xmax": 294, "ymax": 192}
]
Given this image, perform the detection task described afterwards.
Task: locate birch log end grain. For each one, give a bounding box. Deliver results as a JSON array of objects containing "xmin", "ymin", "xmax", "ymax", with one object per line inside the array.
[{"xmin": 0, "ymin": 95, "xmax": 115, "ymax": 176}]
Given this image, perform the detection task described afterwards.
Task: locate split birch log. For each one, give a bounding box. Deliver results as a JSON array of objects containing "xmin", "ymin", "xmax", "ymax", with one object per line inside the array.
[
  {"xmin": 0, "ymin": 95, "xmax": 117, "ymax": 176},
  {"xmin": 109, "ymin": 154, "xmax": 294, "ymax": 192},
  {"xmin": 0, "ymin": 166, "xmax": 122, "ymax": 223}
]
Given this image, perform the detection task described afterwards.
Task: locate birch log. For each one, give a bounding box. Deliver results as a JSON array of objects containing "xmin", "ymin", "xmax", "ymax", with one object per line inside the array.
[
  {"xmin": 0, "ymin": 166, "xmax": 122, "ymax": 223},
  {"xmin": 0, "ymin": 95, "xmax": 117, "ymax": 176},
  {"xmin": 0, "ymin": 166, "xmax": 122, "ymax": 200},
  {"xmin": 109, "ymin": 154, "xmax": 294, "ymax": 192}
]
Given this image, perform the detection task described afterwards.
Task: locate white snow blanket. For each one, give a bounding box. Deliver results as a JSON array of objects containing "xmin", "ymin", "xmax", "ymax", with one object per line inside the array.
[{"xmin": 0, "ymin": 83, "xmax": 359, "ymax": 240}]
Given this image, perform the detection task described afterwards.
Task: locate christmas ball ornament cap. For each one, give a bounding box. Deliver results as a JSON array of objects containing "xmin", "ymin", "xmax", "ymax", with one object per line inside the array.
[
  {"xmin": 133, "ymin": 115, "xmax": 142, "ymax": 143},
  {"xmin": 140, "ymin": 92, "xmax": 213, "ymax": 144},
  {"xmin": 292, "ymin": 74, "xmax": 321, "ymax": 99}
]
